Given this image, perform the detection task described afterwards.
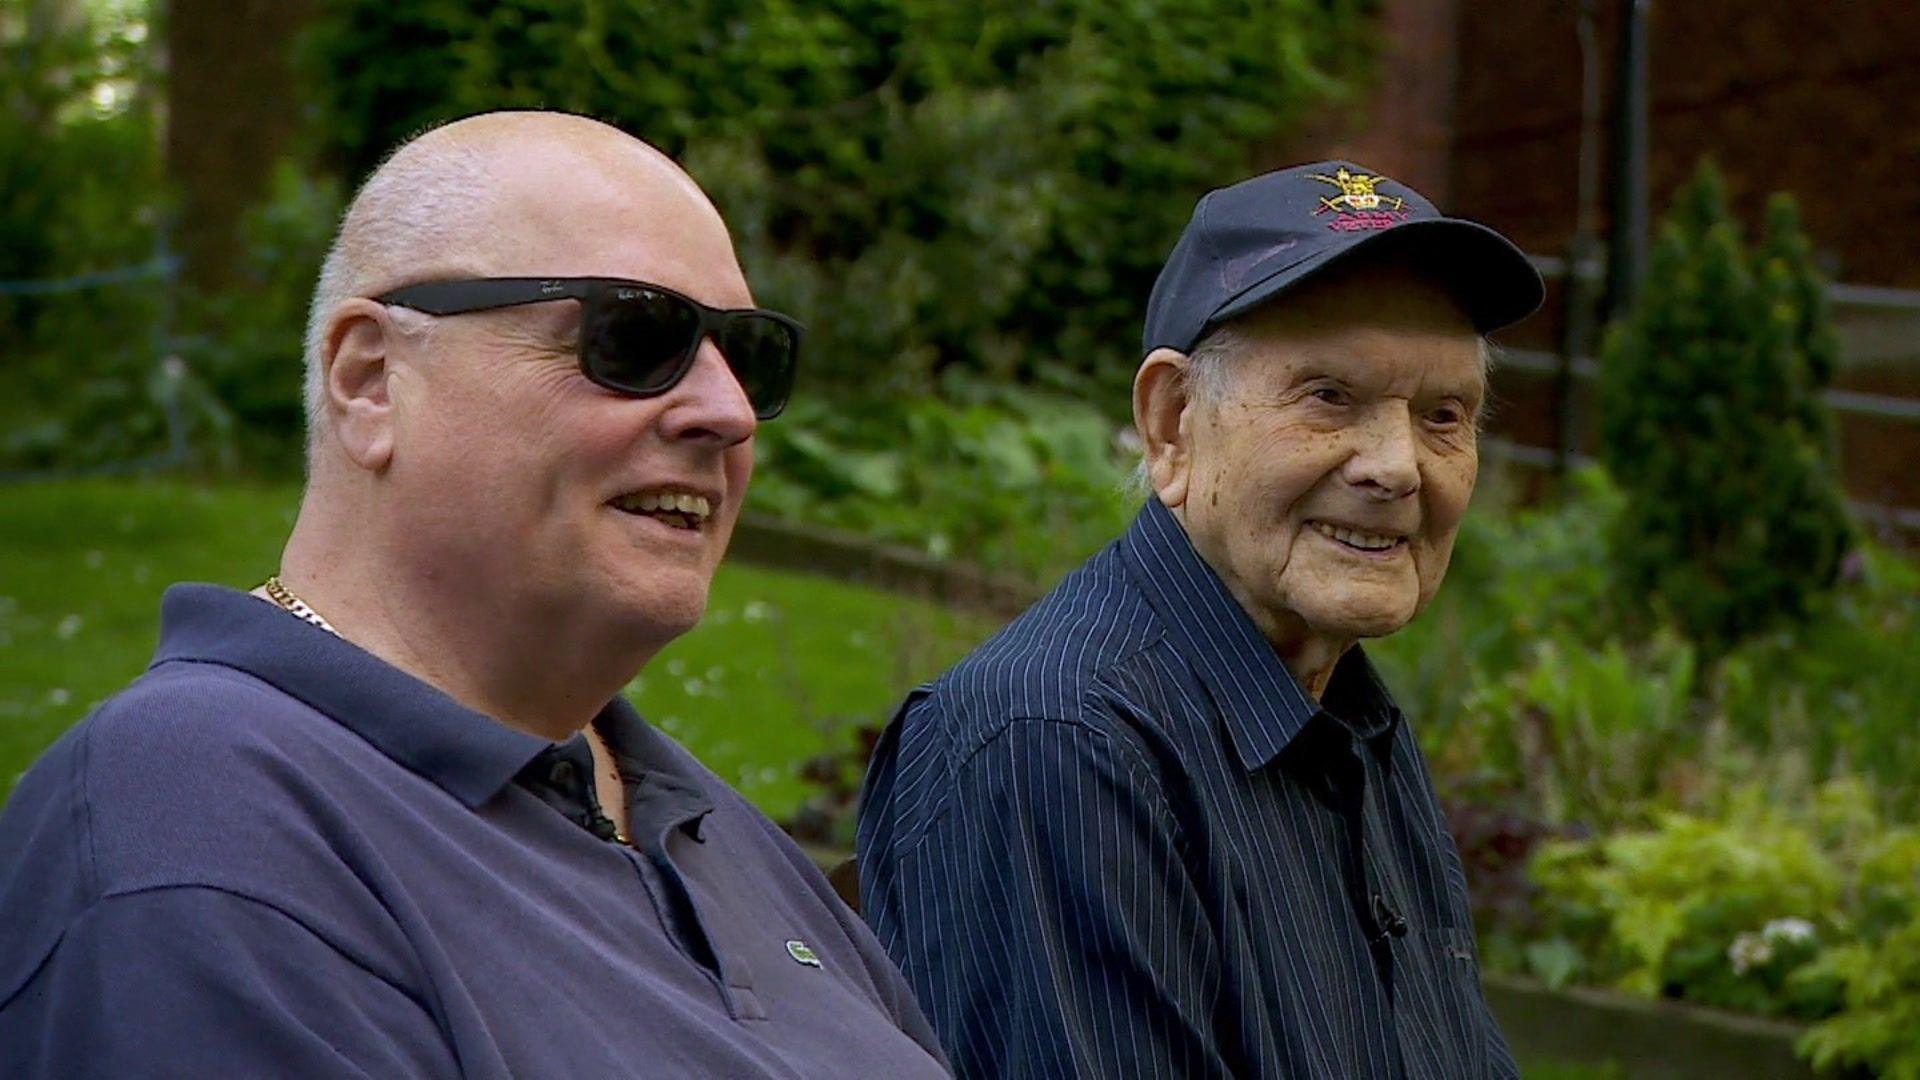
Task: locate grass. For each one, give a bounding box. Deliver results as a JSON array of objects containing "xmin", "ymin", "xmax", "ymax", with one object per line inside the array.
[{"xmin": 0, "ymin": 478, "xmax": 997, "ymax": 819}]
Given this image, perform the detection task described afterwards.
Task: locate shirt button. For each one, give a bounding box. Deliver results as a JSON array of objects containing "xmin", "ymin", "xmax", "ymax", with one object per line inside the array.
[{"xmin": 548, "ymin": 759, "xmax": 578, "ymax": 787}]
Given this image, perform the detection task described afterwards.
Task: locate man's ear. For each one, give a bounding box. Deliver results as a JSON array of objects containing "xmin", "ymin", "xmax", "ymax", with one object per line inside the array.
[
  {"xmin": 322, "ymin": 298, "xmax": 400, "ymax": 472},
  {"xmin": 1132, "ymin": 347, "xmax": 1198, "ymax": 509}
]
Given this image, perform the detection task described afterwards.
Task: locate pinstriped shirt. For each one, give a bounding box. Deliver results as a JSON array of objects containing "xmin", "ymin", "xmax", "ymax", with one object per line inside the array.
[{"xmin": 857, "ymin": 498, "xmax": 1517, "ymax": 1078}]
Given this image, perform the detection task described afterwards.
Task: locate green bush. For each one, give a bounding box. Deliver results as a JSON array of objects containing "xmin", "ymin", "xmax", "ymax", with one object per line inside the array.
[
  {"xmin": 1716, "ymin": 546, "xmax": 1920, "ymax": 802},
  {"xmin": 1528, "ymin": 781, "xmax": 1876, "ymax": 1014},
  {"xmin": 751, "ymin": 377, "xmax": 1135, "ymax": 581},
  {"xmin": 1381, "ymin": 465, "xmax": 1920, "ymax": 829},
  {"xmin": 0, "ymin": 3, "xmax": 177, "ymax": 469},
  {"xmin": 1449, "ymin": 631, "xmax": 1699, "ymax": 830},
  {"xmin": 1596, "ymin": 162, "xmax": 1853, "ymax": 658},
  {"xmin": 301, "ymin": 0, "xmax": 1375, "ymax": 400},
  {"xmin": 177, "ymin": 162, "xmax": 344, "ymax": 472},
  {"xmin": 1525, "ymin": 779, "xmax": 1920, "ymax": 1075},
  {"xmin": 1798, "ymin": 874, "xmax": 1920, "ymax": 1078}
]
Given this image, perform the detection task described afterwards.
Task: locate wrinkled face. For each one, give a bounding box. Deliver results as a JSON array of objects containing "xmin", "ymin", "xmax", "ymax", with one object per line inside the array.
[
  {"xmin": 1168, "ymin": 271, "xmax": 1484, "ymax": 651},
  {"xmin": 383, "ymin": 151, "xmax": 757, "ymax": 646}
]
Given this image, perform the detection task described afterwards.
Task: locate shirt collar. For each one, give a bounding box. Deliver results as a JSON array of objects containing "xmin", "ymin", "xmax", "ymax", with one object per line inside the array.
[
  {"xmin": 594, "ymin": 695, "xmax": 716, "ymax": 831},
  {"xmin": 1117, "ymin": 499, "xmax": 1400, "ymax": 770},
  {"xmin": 153, "ymin": 583, "xmax": 637, "ymax": 809}
]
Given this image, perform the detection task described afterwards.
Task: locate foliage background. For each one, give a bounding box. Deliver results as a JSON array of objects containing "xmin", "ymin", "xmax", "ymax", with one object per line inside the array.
[
  {"xmin": 5, "ymin": 1, "xmax": 1920, "ymax": 1074},
  {"xmin": 0, "ymin": 1, "xmax": 173, "ymax": 469},
  {"xmin": 303, "ymin": 0, "xmax": 1372, "ymax": 402}
]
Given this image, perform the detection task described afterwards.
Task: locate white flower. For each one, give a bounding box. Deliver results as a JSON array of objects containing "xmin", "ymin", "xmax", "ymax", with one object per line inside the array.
[
  {"xmin": 1762, "ymin": 917, "xmax": 1816, "ymax": 944},
  {"xmin": 1728, "ymin": 932, "xmax": 1774, "ymax": 975}
]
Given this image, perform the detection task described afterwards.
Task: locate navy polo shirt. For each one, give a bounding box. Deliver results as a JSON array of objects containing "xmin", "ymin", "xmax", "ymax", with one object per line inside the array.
[
  {"xmin": 0, "ymin": 585, "xmax": 947, "ymax": 1078},
  {"xmin": 858, "ymin": 499, "xmax": 1515, "ymax": 1078}
]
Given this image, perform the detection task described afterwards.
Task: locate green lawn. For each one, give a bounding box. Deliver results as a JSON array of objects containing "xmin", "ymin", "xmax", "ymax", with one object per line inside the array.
[{"xmin": 0, "ymin": 478, "xmax": 997, "ymax": 819}]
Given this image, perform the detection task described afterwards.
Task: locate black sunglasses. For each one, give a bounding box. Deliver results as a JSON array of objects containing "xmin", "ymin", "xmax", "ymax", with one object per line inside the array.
[{"xmin": 375, "ymin": 277, "xmax": 801, "ymax": 419}]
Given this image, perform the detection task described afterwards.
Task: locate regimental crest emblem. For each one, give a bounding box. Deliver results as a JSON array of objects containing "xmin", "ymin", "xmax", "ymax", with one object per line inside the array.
[{"xmin": 1310, "ymin": 168, "xmax": 1412, "ymax": 232}]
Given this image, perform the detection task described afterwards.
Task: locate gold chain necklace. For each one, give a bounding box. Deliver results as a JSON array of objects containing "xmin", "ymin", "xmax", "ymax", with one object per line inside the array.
[
  {"xmin": 262, "ymin": 575, "xmax": 631, "ymax": 845},
  {"xmin": 261, "ymin": 575, "xmax": 339, "ymax": 636}
]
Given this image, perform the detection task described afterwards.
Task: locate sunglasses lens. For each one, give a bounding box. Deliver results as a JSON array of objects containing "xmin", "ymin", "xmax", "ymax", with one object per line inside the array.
[
  {"xmin": 583, "ymin": 285, "xmax": 798, "ymax": 418},
  {"xmin": 584, "ymin": 288, "xmax": 702, "ymax": 393},
  {"xmin": 718, "ymin": 315, "xmax": 799, "ymax": 419}
]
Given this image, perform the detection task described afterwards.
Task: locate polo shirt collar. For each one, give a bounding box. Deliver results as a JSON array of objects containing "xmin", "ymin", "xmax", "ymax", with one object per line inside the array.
[
  {"xmin": 595, "ymin": 694, "xmax": 717, "ymax": 831},
  {"xmin": 1117, "ymin": 499, "xmax": 1399, "ymax": 771},
  {"xmin": 153, "ymin": 583, "xmax": 617, "ymax": 809}
]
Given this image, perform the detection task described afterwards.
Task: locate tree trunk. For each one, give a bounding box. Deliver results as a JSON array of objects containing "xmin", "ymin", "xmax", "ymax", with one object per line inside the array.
[{"xmin": 163, "ymin": 0, "xmax": 320, "ymax": 289}]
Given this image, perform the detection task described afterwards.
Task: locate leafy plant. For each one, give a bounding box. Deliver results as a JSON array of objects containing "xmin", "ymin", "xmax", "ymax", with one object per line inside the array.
[
  {"xmin": 1716, "ymin": 546, "xmax": 1920, "ymax": 811},
  {"xmin": 1796, "ymin": 834, "xmax": 1920, "ymax": 1078},
  {"xmin": 1449, "ymin": 631, "xmax": 1699, "ymax": 830},
  {"xmin": 1530, "ymin": 789, "xmax": 1831, "ymax": 1010},
  {"xmin": 750, "ymin": 379, "xmax": 1136, "ymax": 581},
  {"xmin": 1525, "ymin": 778, "xmax": 1920, "ymax": 1032},
  {"xmin": 1798, "ymin": 910, "xmax": 1920, "ymax": 1079}
]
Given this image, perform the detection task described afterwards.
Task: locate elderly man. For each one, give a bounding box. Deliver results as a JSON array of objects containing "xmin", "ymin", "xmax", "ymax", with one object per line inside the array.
[
  {"xmin": 858, "ymin": 163, "xmax": 1543, "ymax": 1078},
  {"xmin": 0, "ymin": 112, "xmax": 946, "ymax": 1077}
]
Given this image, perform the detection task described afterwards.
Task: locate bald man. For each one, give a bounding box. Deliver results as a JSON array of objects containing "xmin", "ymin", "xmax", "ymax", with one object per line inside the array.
[{"xmin": 0, "ymin": 112, "xmax": 947, "ymax": 1078}]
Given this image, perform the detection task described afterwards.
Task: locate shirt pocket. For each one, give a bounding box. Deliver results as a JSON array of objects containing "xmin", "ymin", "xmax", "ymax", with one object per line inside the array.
[{"xmin": 1402, "ymin": 925, "xmax": 1493, "ymax": 1078}]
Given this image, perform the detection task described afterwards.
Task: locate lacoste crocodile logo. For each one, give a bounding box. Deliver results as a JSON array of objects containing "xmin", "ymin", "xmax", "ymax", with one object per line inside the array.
[{"xmin": 785, "ymin": 939, "xmax": 822, "ymax": 968}]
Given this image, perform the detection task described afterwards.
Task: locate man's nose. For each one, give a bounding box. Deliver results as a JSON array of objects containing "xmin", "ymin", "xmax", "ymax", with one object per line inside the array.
[
  {"xmin": 1342, "ymin": 404, "xmax": 1421, "ymax": 500},
  {"xmin": 661, "ymin": 338, "xmax": 757, "ymax": 446}
]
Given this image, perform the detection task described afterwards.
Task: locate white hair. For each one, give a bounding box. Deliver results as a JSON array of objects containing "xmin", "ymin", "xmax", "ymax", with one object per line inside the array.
[
  {"xmin": 300, "ymin": 138, "xmax": 491, "ymax": 463},
  {"xmin": 1124, "ymin": 326, "xmax": 1246, "ymax": 498}
]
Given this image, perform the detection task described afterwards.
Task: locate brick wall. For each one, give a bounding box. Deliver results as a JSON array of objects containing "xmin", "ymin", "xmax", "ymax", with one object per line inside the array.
[{"xmin": 1449, "ymin": 2, "xmax": 1920, "ymax": 289}]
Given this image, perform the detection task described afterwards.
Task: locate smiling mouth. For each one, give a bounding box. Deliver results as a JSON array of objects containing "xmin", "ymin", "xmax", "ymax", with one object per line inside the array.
[
  {"xmin": 609, "ymin": 490, "xmax": 713, "ymax": 531},
  {"xmin": 1309, "ymin": 520, "xmax": 1407, "ymax": 554}
]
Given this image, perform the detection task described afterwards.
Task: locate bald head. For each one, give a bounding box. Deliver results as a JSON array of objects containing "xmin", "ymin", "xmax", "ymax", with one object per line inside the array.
[{"xmin": 302, "ymin": 111, "xmax": 737, "ymax": 456}]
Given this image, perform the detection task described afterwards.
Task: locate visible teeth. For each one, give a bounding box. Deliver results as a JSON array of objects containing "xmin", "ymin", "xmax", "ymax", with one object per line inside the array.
[
  {"xmin": 1312, "ymin": 521, "xmax": 1399, "ymax": 551},
  {"xmin": 616, "ymin": 491, "xmax": 712, "ymax": 521}
]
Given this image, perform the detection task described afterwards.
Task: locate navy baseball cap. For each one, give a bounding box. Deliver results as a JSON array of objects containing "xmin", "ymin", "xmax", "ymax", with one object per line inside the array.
[{"xmin": 1142, "ymin": 160, "xmax": 1545, "ymax": 354}]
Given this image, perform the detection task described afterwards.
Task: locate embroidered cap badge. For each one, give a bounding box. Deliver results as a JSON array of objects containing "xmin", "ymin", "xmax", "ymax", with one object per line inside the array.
[{"xmin": 1310, "ymin": 168, "xmax": 1411, "ymax": 232}]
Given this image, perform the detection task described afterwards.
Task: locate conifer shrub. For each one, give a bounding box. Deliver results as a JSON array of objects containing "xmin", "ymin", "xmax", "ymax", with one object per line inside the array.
[{"xmin": 1595, "ymin": 163, "xmax": 1852, "ymax": 657}]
